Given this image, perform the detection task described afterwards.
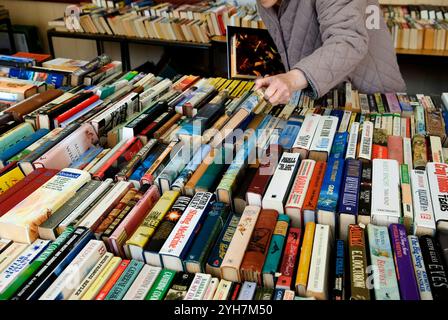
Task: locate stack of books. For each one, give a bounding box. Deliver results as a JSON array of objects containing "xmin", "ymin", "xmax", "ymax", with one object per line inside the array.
[
  {"xmin": 382, "ymin": 5, "xmax": 448, "ymax": 51},
  {"xmin": 1, "ymin": 52, "xmax": 448, "ymax": 300},
  {"xmin": 48, "ymin": 1, "xmax": 265, "ymax": 43}
]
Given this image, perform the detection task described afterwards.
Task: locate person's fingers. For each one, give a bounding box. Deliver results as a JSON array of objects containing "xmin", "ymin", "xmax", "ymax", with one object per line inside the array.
[
  {"xmin": 264, "ymin": 83, "xmax": 278, "ymax": 101},
  {"xmin": 254, "ymin": 76, "xmax": 272, "ymax": 90},
  {"xmin": 269, "ymin": 90, "xmax": 285, "ymax": 106}
]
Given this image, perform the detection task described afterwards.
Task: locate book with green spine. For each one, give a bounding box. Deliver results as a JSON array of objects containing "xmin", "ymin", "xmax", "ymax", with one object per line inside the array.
[
  {"xmin": 105, "ymin": 260, "xmax": 144, "ymax": 300},
  {"xmin": 184, "ymin": 202, "xmax": 231, "ymax": 273},
  {"xmin": 261, "ymin": 215, "xmax": 290, "ymax": 288},
  {"xmin": 145, "ymin": 269, "xmax": 176, "ymax": 300},
  {"xmin": 195, "ymin": 147, "xmax": 228, "ymax": 193},
  {"xmin": 0, "ymin": 226, "xmax": 75, "ymax": 300}
]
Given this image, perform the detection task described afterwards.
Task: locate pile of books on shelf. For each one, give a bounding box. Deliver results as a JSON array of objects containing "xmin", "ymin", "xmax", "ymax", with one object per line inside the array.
[
  {"xmin": 47, "ymin": 1, "xmax": 265, "ymax": 43},
  {"xmin": 1, "ymin": 52, "xmax": 448, "ymax": 300},
  {"xmin": 382, "ymin": 5, "xmax": 448, "ymax": 51}
]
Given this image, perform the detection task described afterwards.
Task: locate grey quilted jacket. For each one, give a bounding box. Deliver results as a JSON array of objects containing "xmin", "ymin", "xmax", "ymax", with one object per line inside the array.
[{"xmin": 256, "ymin": 0, "xmax": 406, "ymax": 98}]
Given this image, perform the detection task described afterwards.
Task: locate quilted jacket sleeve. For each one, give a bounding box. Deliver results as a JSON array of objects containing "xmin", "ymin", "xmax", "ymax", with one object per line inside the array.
[{"xmin": 294, "ymin": 0, "xmax": 369, "ymax": 98}]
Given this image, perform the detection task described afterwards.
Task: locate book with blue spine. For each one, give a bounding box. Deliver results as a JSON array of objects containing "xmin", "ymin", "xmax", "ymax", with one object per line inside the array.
[
  {"xmin": 0, "ymin": 122, "xmax": 35, "ymax": 155},
  {"xmin": 408, "ymin": 235, "xmax": 433, "ymax": 300},
  {"xmin": 105, "ymin": 260, "xmax": 144, "ymax": 300},
  {"xmin": 329, "ymin": 132, "xmax": 348, "ymax": 159},
  {"xmin": 338, "ymin": 159, "xmax": 362, "ymax": 241},
  {"xmin": 332, "ymin": 239, "xmax": 345, "ymax": 300},
  {"xmin": 367, "ymin": 224, "xmax": 400, "ymax": 300},
  {"xmin": 68, "ymin": 146, "xmax": 103, "ymax": 169},
  {"xmin": 184, "ymin": 202, "xmax": 230, "ymax": 274},
  {"xmin": 171, "ymin": 144, "xmax": 211, "ymax": 192},
  {"xmin": 278, "ymin": 119, "xmax": 302, "ymax": 151},
  {"xmin": 262, "ymin": 215, "xmax": 290, "ymax": 288},
  {"xmin": 330, "ymin": 109, "xmax": 344, "ymax": 131},
  {"xmin": 316, "ymin": 157, "xmax": 345, "ymax": 233},
  {"xmin": 237, "ymin": 281, "xmax": 257, "ymax": 300},
  {"xmin": 205, "ymin": 212, "xmax": 242, "ymax": 278},
  {"xmin": 273, "ymin": 288, "xmax": 285, "ymax": 300},
  {"xmin": 0, "ymin": 129, "xmax": 49, "ymax": 167}
]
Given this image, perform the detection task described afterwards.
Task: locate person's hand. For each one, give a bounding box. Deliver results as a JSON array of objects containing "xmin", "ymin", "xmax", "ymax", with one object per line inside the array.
[{"xmin": 254, "ymin": 69, "xmax": 308, "ymax": 105}]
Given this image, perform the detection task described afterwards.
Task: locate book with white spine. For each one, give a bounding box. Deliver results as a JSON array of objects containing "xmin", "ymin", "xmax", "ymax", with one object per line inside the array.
[
  {"xmin": 184, "ymin": 273, "xmax": 211, "ymax": 300},
  {"xmin": 430, "ymin": 137, "xmax": 444, "ymax": 163},
  {"xmin": 0, "ymin": 239, "xmax": 49, "ymax": 294},
  {"xmin": 403, "ymin": 137, "xmax": 413, "ymax": 169},
  {"xmin": 346, "ymin": 122, "xmax": 359, "ymax": 159},
  {"xmin": 410, "ymin": 169, "xmax": 436, "ymax": 236},
  {"xmin": 291, "ymin": 114, "xmax": 320, "ymax": 157},
  {"xmin": 0, "ymin": 168, "xmax": 91, "ymax": 243},
  {"xmin": 122, "ymin": 264, "xmax": 161, "ymax": 300},
  {"xmin": 309, "ymin": 116, "xmax": 338, "ymax": 161},
  {"xmin": 262, "ymin": 152, "xmax": 300, "ymax": 214},
  {"xmin": 426, "ymin": 162, "xmax": 448, "ymax": 231},
  {"xmin": 338, "ymin": 111, "xmax": 352, "ymax": 133},
  {"xmin": 39, "ymin": 240, "xmax": 107, "ymax": 300},
  {"xmin": 202, "ymin": 277, "xmax": 219, "ymax": 300},
  {"xmin": 78, "ymin": 181, "xmax": 132, "ymax": 230},
  {"xmin": 305, "ymin": 224, "xmax": 331, "ymax": 300},
  {"xmin": 357, "ymin": 121, "xmax": 373, "ymax": 161},
  {"xmin": 159, "ymin": 192, "xmax": 214, "ymax": 271},
  {"xmin": 285, "ymin": 159, "xmax": 315, "ymax": 228},
  {"xmin": 237, "ymin": 281, "xmax": 257, "ymax": 300},
  {"xmin": 68, "ymin": 252, "xmax": 113, "ymax": 300},
  {"xmin": 371, "ymin": 159, "xmax": 401, "ymax": 226},
  {"xmin": 0, "ymin": 243, "xmax": 28, "ymax": 274}
]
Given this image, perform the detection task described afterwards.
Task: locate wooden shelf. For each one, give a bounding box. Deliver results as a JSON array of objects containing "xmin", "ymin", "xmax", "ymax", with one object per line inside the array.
[{"xmin": 396, "ymin": 48, "xmax": 448, "ymax": 56}]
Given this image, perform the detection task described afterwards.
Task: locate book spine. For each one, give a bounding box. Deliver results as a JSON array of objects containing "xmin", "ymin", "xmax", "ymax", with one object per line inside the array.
[
  {"xmin": 276, "ymin": 227, "xmax": 301, "ymax": 290},
  {"xmin": 39, "ymin": 240, "xmax": 107, "ymax": 300},
  {"xmin": 419, "ymin": 236, "xmax": 448, "ymax": 300},
  {"xmin": 338, "ymin": 159, "xmax": 362, "ymax": 216},
  {"xmin": 348, "ymin": 224, "xmax": 370, "ymax": 300},
  {"xmin": 367, "ymin": 224, "xmax": 400, "ymax": 300},
  {"xmin": 145, "ymin": 269, "xmax": 176, "ymax": 300},
  {"xmin": 400, "ymin": 164, "xmax": 414, "ymax": 234},
  {"xmin": 122, "ymin": 265, "xmax": 161, "ymax": 300},
  {"xmin": 426, "ymin": 162, "xmax": 448, "ymax": 226},
  {"xmin": 357, "ymin": 121, "xmax": 373, "ymax": 161},
  {"xmin": 317, "ymin": 157, "xmax": 345, "ymax": 212},
  {"xmin": 346, "ymin": 122, "xmax": 359, "ymax": 159},
  {"xmin": 410, "ymin": 169, "xmax": 436, "ymax": 236},
  {"xmin": 105, "ymin": 260, "xmax": 144, "ymax": 300},
  {"xmin": 389, "ymin": 223, "xmax": 420, "ymax": 300},
  {"xmin": 408, "ymin": 235, "xmax": 433, "ymax": 300},
  {"xmin": 332, "ymin": 239, "xmax": 345, "ymax": 300},
  {"xmin": 184, "ymin": 273, "xmax": 212, "ymax": 300},
  {"xmin": 95, "ymin": 259, "xmax": 130, "ymax": 300},
  {"xmin": 292, "ymin": 114, "xmax": 320, "ymax": 152}
]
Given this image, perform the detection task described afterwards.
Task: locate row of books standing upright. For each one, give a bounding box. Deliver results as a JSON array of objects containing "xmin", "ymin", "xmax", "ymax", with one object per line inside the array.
[{"xmin": 1, "ymin": 52, "xmax": 448, "ymax": 300}]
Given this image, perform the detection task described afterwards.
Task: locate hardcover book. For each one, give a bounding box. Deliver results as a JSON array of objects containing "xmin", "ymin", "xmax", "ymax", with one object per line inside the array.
[{"xmin": 348, "ymin": 224, "xmax": 370, "ymax": 300}]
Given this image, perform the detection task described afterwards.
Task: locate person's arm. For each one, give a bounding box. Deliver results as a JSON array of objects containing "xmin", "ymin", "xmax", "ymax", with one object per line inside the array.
[{"xmin": 294, "ymin": 0, "xmax": 369, "ymax": 99}]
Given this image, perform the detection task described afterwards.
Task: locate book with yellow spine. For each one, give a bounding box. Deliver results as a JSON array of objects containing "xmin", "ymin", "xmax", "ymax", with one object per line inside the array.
[
  {"xmin": 295, "ymin": 222, "xmax": 316, "ymax": 296},
  {"xmin": 0, "ymin": 166, "xmax": 25, "ymax": 194},
  {"xmin": 81, "ymin": 256, "xmax": 122, "ymax": 300},
  {"xmin": 127, "ymin": 190, "xmax": 180, "ymax": 261},
  {"xmin": 0, "ymin": 168, "xmax": 91, "ymax": 243}
]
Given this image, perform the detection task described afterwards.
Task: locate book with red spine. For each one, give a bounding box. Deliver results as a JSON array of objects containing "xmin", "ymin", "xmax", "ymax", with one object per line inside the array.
[
  {"xmin": 0, "ymin": 168, "xmax": 44, "ymax": 205},
  {"xmin": 276, "ymin": 227, "xmax": 301, "ymax": 290},
  {"xmin": 109, "ymin": 185, "xmax": 160, "ymax": 258},
  {"xmin": 92, "ymin": 137, "xmax": 142, "ymax": 180},
  {"xmin": 387, "ymin": 135, "xmax": 403, "ymax": 165},
  {"xmin": 54, "ymin": 94, "xmax": 100, "ymax": 126},
  {"xmin": 302, "ymin": 161, "xmax": 327, "ymax": 223},
  {"xmin": 0, "ymin": 168, "xmax": 58, "ymax": 216},
  {"xmin": 95, "ymin": 259, "xmax": 130, "ymax": 300},
  {"xmin": 246, "ymin": 144, "xmax": 283, "ymax": 207}
]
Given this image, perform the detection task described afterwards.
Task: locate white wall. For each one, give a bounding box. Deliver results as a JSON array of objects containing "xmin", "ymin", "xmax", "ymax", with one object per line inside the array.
[{"xmin": 0, "ymin": 0, "xmax": 163, "ymax": 67}]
